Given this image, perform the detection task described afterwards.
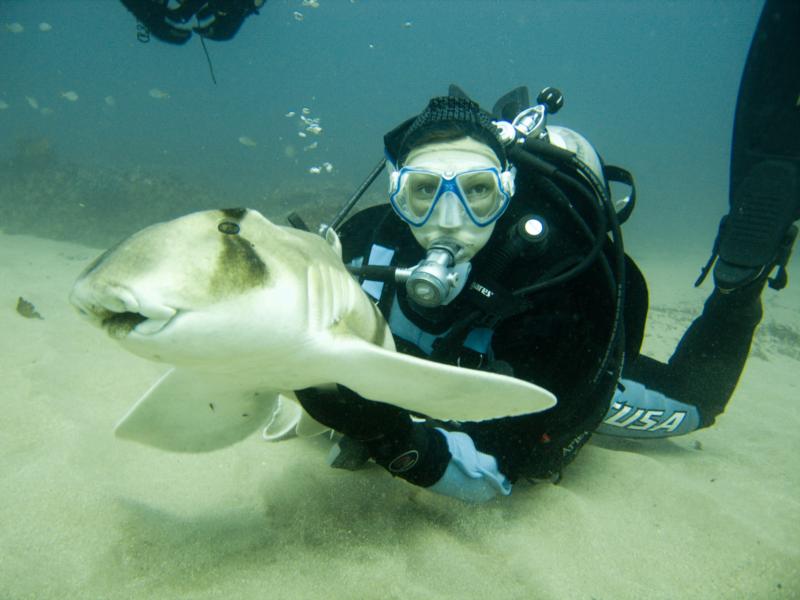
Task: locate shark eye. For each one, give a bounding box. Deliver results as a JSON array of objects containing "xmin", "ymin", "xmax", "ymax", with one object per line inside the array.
[{"xmin": 218, "ymin": 221, "xmax": 240, "ymax": 235}]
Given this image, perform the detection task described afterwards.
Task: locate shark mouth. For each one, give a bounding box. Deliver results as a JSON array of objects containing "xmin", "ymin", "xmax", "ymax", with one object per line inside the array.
[
  {"xmin": 102, "ymin": 311, "xmax": 151, "ymax": 338},
  {"xmin": 100, "ymin": 303, "xmax": 178, "ymax": 338},
  {"xmin": 72, "ymin": 285, "xmax": 178, "ymax": 339}
]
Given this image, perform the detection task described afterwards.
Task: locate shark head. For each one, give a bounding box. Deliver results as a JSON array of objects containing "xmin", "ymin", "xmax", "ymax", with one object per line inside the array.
[{"xmin": 70, "ymin": 208, "xmax": 374, "ymax": 375}]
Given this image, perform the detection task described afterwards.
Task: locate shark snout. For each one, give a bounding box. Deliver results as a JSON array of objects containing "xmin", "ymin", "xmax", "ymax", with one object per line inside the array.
[{"xmin": 70, "ymin": 281, "xmax": 177, "ymax": 337}]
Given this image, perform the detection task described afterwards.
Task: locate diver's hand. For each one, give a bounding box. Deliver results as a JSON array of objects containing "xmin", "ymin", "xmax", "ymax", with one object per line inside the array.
[
  {"xmin": 296, "ymin": 385, "xmax": 451, "ymax": 487},
  {"xmin": 295, "ymin": 385, "xmax": 411, "ymax": 443}
]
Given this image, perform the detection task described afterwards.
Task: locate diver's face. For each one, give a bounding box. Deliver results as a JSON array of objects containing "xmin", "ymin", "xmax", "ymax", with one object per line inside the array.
[{"xmin": 401, "ymin": 138, "xmax": 503, "ymax": 262}]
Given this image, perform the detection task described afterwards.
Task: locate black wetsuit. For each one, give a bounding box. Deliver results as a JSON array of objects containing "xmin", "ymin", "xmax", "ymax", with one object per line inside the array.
[{"xmin": 311, "ymin": 169, "xmax": 766, "ymax": 487}]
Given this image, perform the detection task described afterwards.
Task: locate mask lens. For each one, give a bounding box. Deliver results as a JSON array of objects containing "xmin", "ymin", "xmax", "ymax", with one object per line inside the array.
[
  {"xmin": 390, "ymin": 167, "xmax": 511, "ymax": 227},
  {"xmin": 405, "ymin": 172, "xmax": 441, "ymax": 219},
  {"xmin": 456, "ymin": 171, "xmax": 501, "ymax": 219}
]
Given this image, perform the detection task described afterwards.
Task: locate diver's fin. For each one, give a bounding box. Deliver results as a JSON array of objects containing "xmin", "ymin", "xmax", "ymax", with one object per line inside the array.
[
  {"xmin": 492, "ymin": 86, "xmax": 531, "ymax": 121},
  {"xmin": 114, "ymin": 368, "xmax": 282, "ymax": 452},
  {"xmin": 713, "ymin": 0, "xmax": 800, "ymax": 291}
]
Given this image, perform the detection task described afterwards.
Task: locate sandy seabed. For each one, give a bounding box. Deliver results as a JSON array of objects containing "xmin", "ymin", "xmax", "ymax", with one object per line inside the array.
[{"xmin": 1, "ymin": 230, "xmax": 798, "ymax": 600}]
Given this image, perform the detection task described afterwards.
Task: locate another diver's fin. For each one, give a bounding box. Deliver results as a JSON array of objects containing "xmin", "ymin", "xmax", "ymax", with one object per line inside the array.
[
  {"xmin": 710, "ymin": 0, "xmax": 800, "ymax": 291},
  {"xmin": 714, "ymin": 164, "xmax": 798, "ymax": 290},
  {"xmin": 492, "ymin": 86, "xmax": 531, "ymax": 121}
]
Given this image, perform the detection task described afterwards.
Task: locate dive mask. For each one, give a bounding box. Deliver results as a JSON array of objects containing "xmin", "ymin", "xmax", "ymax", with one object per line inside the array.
[{"xmin": 389, "ymin": 166, "xmax": 514, "ymax": 228}]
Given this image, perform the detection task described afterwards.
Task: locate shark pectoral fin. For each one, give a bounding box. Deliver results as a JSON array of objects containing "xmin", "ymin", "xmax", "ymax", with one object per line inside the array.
[
  {"xmin": 330, "ymin": 338, "xmax": 557, "ymax": 422},
  {"xmin": 114, "ymin": 368, "xmax": 280, "ymax": 452},
  {"xmin": 261, "ymin": 392, "xmax": 330, "ymax": 441}
]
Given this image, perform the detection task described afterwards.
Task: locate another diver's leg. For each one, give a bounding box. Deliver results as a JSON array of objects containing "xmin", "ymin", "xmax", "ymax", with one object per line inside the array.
[
  {"xmin": 659, "ymin": 279, "xmax": 766, "ymax": 427},
  {"xmin": 711, "ymin": 0, "xmax": 800, "ymax": 290},
  {"xmin": 609, "ymin": 0, "xmax": 800, "ymax": 436}
]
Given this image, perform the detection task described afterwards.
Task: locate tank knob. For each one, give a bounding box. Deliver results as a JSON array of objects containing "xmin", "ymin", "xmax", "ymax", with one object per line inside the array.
[{"xmin": 537, "ymin": 87, "xmax": 564, "ymax": 115}]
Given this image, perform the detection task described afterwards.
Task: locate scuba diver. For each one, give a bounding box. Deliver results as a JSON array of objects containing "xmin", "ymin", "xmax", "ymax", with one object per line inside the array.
[
  {"xmin": 294, "ymin": 0, "xmax": 799, "ymax": 503},
  {"xmin": 118, "ymin": 0, "xmax": 264, "ymax": 45}
]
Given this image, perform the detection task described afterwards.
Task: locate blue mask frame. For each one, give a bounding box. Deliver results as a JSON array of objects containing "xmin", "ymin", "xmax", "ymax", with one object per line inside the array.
[{"xmin": 389, "ymin": 166, "xmax": 512, "ymax": 228}]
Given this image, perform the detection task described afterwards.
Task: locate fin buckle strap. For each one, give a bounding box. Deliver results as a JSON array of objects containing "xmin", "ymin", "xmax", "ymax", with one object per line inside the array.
[
  {"xmin": 767, "ymin": 224, "xmax": 798, "ymax": 291},
  {"xmin": 695, "ymin": 217, "xmax": 724, "ymax": 288}
]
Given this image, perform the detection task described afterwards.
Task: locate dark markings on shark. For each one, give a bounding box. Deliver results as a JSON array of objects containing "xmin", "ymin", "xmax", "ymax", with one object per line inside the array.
[
  {"xmin": 221, "ymin": 207, "xmax": 248, "ymax": 220},
  {"xmin": 210, "ymin": 233, "xmax": 268, "ymax": 297}
]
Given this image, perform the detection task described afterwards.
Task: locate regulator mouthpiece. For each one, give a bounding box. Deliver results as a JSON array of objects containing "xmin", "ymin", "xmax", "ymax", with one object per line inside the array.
[{"xmin": 399, "ymin": 241, "xmax": 464, "ymax": 308}]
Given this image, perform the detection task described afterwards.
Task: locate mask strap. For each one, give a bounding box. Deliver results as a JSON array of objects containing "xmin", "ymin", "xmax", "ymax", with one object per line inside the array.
[
  {"xmin": 500, "ymin": 168, "xmax": 516, "ymax": 197},
  {"xmin": 388, "ymin": 169, "xmax": 401, "ymax": 195}
]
